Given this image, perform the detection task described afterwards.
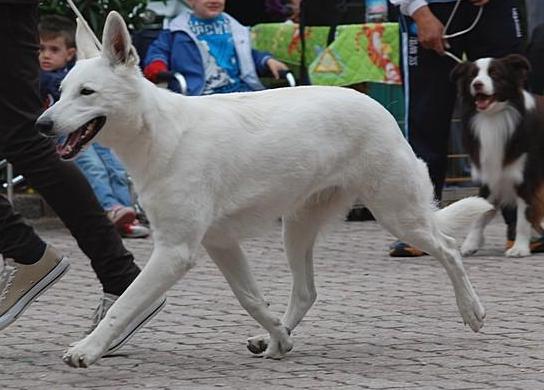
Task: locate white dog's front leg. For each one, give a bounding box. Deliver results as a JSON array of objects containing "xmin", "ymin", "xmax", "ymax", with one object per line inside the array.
[
  {"xmin": 505, "ymin": 198, "xmax": 532, "ymax": 258},
  {"xmin": 63, "ymin": 243, "xmax": 197, "ymax": 368},
  {"xmin": 461, "ymin": 208, "xmax": 496, "ymax": 256}
]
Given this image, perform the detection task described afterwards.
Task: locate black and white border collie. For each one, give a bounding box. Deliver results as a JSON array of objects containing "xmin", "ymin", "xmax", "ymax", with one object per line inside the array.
[{"xmin": 451, "ymin": 54, "xmax": 544, "ymax": 257}]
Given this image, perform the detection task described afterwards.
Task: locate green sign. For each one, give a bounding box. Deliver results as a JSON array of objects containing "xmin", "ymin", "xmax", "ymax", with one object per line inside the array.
[{"xmin": 252, "ymin": 22, "xmax": 401, "ymax": 86}]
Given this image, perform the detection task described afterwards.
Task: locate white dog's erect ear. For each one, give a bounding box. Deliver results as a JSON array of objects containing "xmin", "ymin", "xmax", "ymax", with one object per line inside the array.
[
  {"xmin": 102, "ymin": 11, "xmax": 140, "ymax": 67},
  {"xmin": 76, "ymin": 18, "xmax": 101, "ymax": 60}
]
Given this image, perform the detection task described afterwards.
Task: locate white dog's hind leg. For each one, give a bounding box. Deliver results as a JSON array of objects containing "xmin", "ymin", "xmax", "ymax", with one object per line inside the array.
[
  {"xmin": 413, "ymin": 233, "xmax": 485, "ymax": 331},
  {"xmin": 461, "ymin": 208, "xmax": 496, "ymax": 256},
  {"xmin": 370, "ymin": 200, "xmax": 485, "ymax": 332},
  {"xmin": 505, "ymin": 198, "xmax": 532, "ymax": 257},
  {"xmin": 282, "ymin": 211, "xmax": 328, "ymax": 329},
  {"xmin": 246, "ymin": 200, "xmax": 336, "ymax": 355},
  {"xmin": 203, "ymin": 239, "xmax": 293, "ymax": 359},
  {"xmin": 63, "ymin": 243, "xmax": 198, "ymax": 368},
  {"xmin": 246, "ymin": 214, "xmax": 320, "ymax": 355}
]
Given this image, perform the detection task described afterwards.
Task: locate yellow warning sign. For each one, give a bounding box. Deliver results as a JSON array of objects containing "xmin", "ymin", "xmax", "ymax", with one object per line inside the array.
[{"xmin": 314, "ymin": 48, "xmax": 342, "ymax": 74}]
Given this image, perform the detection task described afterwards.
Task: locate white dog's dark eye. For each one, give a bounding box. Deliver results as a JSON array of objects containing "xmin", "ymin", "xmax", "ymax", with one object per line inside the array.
[{"xmin": 81, "ymin": 88, "xmax": 95, "ymax": 96}]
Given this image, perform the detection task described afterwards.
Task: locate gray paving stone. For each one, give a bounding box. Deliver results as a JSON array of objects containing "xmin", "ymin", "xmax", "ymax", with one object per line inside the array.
[{"xmin": 0, "ymin": 216, "xmax": 542, "ymax": 389}]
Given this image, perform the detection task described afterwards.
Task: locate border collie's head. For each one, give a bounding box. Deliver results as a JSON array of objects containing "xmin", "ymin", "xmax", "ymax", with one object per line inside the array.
[{"xmin": 451, "ymin": 54, "xmax": 530, "ymax": 113}]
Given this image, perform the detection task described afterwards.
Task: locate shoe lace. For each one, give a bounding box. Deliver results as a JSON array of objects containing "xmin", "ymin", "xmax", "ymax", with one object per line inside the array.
[
  {"xmin": 0, "ymin": 260, "xmax": 17, "ymax": 304},
  {"xmin": 90, "ymin": 294, "xmax": 117, "ymax": 331}
]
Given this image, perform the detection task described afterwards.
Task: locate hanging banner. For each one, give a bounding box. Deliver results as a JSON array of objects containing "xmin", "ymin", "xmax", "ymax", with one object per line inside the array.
[{"xmin": 252, "ymin": 22, "xmax": 402, "ymax": 86}]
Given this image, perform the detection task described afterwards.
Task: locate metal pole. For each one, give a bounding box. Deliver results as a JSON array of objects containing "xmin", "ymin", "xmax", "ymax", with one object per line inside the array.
[{"xmin": 6, "ymin": 163, "xmax": 13, "ymax": 203}]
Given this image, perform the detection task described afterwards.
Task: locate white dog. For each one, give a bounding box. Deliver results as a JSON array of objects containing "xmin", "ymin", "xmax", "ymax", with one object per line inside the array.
[{"xmin": 37, "ymin": 12, "xmax": 493, "ymax": 368}]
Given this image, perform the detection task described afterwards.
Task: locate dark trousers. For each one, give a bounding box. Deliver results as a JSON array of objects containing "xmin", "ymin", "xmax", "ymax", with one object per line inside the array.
[
  {"xmin": 0, "ymin": 4, "xmax": 140, "ymax": 296},
  {"xmin": 526, "ymin": 23, "xmax": 544, "ymax": 95},
  {"xmin": 400, "ymin": 0, "xmax": 524, "ymax": 201}
]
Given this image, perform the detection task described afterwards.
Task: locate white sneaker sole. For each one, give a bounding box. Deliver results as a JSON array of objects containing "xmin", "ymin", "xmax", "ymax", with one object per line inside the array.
[
  {"xmin": 105, "ymin": 296, "xmax": 167, "ymax": 355},
  {"xmin": 0, "ymin": 257, "xmax": 70, "ymax": 331}
]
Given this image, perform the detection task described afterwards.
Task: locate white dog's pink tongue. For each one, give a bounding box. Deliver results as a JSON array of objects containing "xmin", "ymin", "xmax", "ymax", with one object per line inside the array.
[{"xmin": 58, "ymin": 129, "xmax": 84, "ymax": 158}]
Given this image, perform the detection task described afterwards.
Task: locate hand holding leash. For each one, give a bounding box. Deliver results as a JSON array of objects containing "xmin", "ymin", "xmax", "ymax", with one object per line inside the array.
[
  {"xmin": 411, "ymin": 0, "xmax": 485, "ymax": 63},
  {"xmin": 412, "ymin": 6, "xmax": 446, "ymax": 55}
]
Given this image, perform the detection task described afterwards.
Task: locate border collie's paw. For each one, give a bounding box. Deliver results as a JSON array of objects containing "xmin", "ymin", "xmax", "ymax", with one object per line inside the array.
[{"xmin": 505, "ymin": 245, "xmax": 530, "ymax": 258}]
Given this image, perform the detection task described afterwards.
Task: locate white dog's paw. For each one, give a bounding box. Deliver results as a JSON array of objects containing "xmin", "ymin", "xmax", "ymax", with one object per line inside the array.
[
  {"xmin": 457, "ymin": 293, "xmax": 486, "ymax": 332},
  {"xmin": 247, "ymin": 327, "xmax": 293, "ymax": 359},
  {"xmin": 262, "ymin": 331, "xmax": 293, "ymax": 360},
  {"xmin": 62, "ymin": 337, "xmax": 104, "ymax": 368},
  {"xmin": 505, "ymin": 245, "xmax": 531, "ymax": 258},
  {"xmin": 247, "ymin": 334, "xmax": 269, "ymax": 355},
  {"xmin": 460, "ymin": 234, "xmax": 484, "ymax": 257}
]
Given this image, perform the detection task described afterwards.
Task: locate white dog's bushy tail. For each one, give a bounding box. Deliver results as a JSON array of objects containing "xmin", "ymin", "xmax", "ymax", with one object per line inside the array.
[{"xmin": 434, "ymin": 196, "xmax": 494, "ymax": 236}]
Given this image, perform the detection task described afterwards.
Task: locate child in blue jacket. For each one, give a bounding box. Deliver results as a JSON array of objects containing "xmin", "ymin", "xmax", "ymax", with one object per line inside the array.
[{"xmin": 143, "ymin": 0, "xmax": 289, "ymax": 95}]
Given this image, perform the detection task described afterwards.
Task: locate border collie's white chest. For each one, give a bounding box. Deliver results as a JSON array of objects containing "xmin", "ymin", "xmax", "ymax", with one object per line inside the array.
[{"xmin": 470, "ymin": 106, "xmax": 526, "ymax": 205}]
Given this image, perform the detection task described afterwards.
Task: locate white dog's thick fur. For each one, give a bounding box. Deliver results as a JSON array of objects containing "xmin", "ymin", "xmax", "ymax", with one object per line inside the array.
[{"xmin": 38, "ymin": 12, "xmax": 493, "ymax": 368}]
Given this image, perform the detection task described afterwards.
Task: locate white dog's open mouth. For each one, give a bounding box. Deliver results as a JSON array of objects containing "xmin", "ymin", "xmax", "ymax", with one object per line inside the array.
[
  {"xmin": 474, "ymin": 93, "xmax": 496, "ymax": 111},
  {"xmin": 57, "ymin": 116, "xmax": 106, "ymax": 160}
]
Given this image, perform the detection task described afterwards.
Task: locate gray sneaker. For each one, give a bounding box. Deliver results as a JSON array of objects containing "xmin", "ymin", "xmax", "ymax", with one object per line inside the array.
[
  {"xmin": 89, "ymin": 292, "xmax": 167, "ymax": 355},
  {"xmin": 0, "ymin": 245, "xmax": 70, "ymax": 330}
]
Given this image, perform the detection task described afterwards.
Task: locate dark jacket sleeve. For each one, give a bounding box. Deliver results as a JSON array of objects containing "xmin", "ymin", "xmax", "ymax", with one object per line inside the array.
[
  {"xmin": 39, "ymin": 69, "xmax": 65, "ymax": 104},
  {"xmin": 251, "ymin": 49, "xmax": 272, "ymax": 76}
]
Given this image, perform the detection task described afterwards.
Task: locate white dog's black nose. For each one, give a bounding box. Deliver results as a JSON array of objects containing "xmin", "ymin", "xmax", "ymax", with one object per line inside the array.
[{"xmin": 35, "ymin": 119, "xmax": 55, "ymax": 137}]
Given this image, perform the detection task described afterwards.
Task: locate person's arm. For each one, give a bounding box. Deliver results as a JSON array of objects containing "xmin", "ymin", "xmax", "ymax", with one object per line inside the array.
[
  {"xmin": 389, "ymin": 0, "xmax": 491, "ymax": 16},
  {"xmin": 252, "ymin": 49, "xmax": 272, "ymax": 75},
  {"xmin": 251, "ymin": 49, "xmax": 289, "ymax": 79},
  {"xmin": 143, "ymin": 30, "xmax": 173, "ymax": 82},
  {"xmin": 390, "ymin": 0, "xmax": 490, "ymax": 55},
  {"xmin": 266, "ymin": 58, "xmax": 289, "ymax": 79},
  {"xmin": 470, "ymin": 0, "xmax": 490, "ymax": 6},
  {"xmin": 389, "ymin": 0, "xmax": 428, "ymax": 16},
  {"xmin": 389, "ymin": 1, "xmax": 444, "ymax": 54},
  {"xmin": 412, "ymin": 5, "xmax": 445, "ymax": 55}
]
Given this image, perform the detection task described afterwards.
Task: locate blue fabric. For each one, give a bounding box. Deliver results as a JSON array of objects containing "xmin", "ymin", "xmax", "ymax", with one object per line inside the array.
[
  {"xmin": 39, "ymin": 66, "xmax": 70, "ymax": 106},
  {"xmin": 188, "ymin": 14, "xmax": 251, "ymax": 94},
  {"xmin": 144, "ymin": 11, "xmax": 271, "ymax": 95},
  {"xmin": 74, "ymin": 144, "xmax": 132, "ymax": 211}
]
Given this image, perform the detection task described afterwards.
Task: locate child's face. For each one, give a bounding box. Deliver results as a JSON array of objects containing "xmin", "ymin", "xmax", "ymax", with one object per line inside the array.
[
  {"xmin": 188, "ymin": 0, "xmax": 225, "ymax": 19},
  {"xmin": 39, "ymin": 36, "xmax": 75, "ymax": 71}
]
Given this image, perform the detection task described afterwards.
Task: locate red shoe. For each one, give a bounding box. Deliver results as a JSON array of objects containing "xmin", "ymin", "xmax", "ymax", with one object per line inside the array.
[
  {"xmin": 106, "ymin": 206, "xmax": 136, "ymax": 229},
  {"xmin": 121, "ymin": 220, "xmax": 150, "ymax": 239}
]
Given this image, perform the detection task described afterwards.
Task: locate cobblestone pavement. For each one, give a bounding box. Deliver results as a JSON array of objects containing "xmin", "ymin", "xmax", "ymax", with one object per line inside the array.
[{"xmin": 1, "ymin": 217, "xmax": 543, "ymax": 390}]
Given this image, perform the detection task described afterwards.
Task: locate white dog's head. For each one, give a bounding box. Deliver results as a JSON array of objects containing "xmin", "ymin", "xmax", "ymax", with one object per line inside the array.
[{"xmin": 37, "ymin": 11, "xmax": 141, "ymax": 160}]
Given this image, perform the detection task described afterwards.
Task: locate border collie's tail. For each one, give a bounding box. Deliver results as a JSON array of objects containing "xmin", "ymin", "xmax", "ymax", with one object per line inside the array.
[{"xmin": 435, "ymin": 196, "xmax": 494, "ymax": 236}]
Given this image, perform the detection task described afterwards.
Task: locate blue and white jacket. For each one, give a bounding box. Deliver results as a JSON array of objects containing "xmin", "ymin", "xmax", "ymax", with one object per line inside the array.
[{"xmin": 144, "ymin": 10, "xmax": 271, "ymax": 95}]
